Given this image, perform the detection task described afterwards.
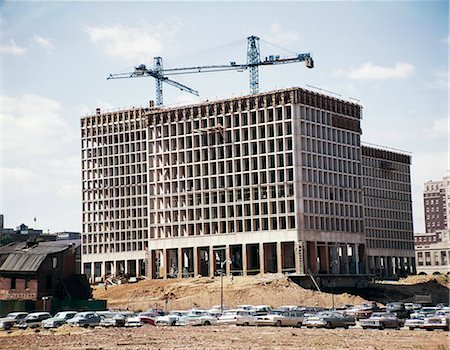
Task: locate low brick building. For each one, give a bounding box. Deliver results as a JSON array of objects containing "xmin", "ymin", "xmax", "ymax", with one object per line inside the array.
[{"xmin": 0, "ymin": 242, "xmax": 88, "ymax": 300}]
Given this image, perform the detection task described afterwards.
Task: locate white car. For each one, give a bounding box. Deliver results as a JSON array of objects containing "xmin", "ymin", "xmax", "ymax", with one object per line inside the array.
[
  {"xmin": 124, "ymin": 315, "xmax": 143, "ymax": 327},
  {"xmin": 255, "ymin": 310, "xmax": 304, "ymax": 327},
  {"xmin": 236, "ymin": 310, "xmax": 257, "ymax": 326},
  {"xmin": 422, "ymin": 310, "xmax": 450, "ymax": 331},
  {"xmin": 41, "ymin": 311, "xmax": 77, "ymax": 328},
  {"xmin": 177, "ymin": 312, "xmax": 218, "ymax": 326},
  {"xmin": 217, "ymin": 310, "xmax": 241, "ymax": 325},
  {"xmin": 253, "ymin": 305, "xmax": 272, "ymax": 316},
  {"xmin": 156, "ymin": 311, "xmax": 188, "ymax": 326},
  {"xmin": 404, "ymin": 312, "xmax": 436, "ymax": 330},
  {"xmin": 0, "ymin": 312, "xmax": 28, "ymax": 330}
]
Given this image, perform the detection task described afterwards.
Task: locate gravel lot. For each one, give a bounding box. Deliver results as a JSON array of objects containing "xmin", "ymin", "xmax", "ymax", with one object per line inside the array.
[{"xmin": 0, "ymin": 325, "xmax": 448, "ymax": 350}]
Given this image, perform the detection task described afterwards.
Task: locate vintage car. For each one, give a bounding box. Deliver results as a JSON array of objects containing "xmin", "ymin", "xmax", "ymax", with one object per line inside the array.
[
  {"xmin": 99, "ymin": 311, "xmax": 134, "ymax": 327},
  {"xmin": 386, "ymin": 302, "xmax": 410, "ymax": 319},
  {"xmin": 359, "ymin": 312, "xmax": 403, "ymax": 330},
  {"xmin": 41, "ymin": 311, "xmax": 77, "ymax": 328},
  {"xmin": 255, "ymin": 310, "xmax": 304, "ymax": 327},
  {"xmin": 421, "ymin": 310, "xmax": 450, "ymax": 331},
  {"xmin": 235, "ymin": 310, "xmax": 258, "ymax": 326},
  {"xmin": 217, "ymin": 310, "xmax": 242, "ymax": 325},
  {"xmin": 16, "ymin": 312, "xmax": 51, "ymax": 329},
  {"xmin": 0, "ymin": 312, "xmax": 28, "ymax": 330},
  {"xmin": 67, "ymin": 312, "xmax": 102, "ymax": 327},
  {"xmin": 124, "ymin": 315, "xmax": 143, "ymax": 327},
  {"xmin": 404, "ymin": 311, "xmax": 436, "ymax": 330},
  {"xmin": 303, "ymin": 311, "xmax": 356, "ymax": 329},
  {"xmin": 155, "ymin": 311, "xmax": 188, "ymax": 326},
  {"xmin": 177, "ymin": 311, "xmax": 217, "ymax": 326},
  {"xmin": 347, "ymin": 302, "xmax": 381, "ymax": 320}
]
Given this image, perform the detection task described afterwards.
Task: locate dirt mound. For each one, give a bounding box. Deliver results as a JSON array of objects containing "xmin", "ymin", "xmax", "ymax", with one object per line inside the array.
[
  {"xmin": 93, "ymin": 274, "xmax": 367, "ymax": 311},
  {"xmin": 395, "ymin": 274, "xmax": 449, "ymax": 287}
]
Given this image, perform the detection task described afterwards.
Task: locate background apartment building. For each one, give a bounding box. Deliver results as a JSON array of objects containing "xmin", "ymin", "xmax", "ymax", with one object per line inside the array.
[
  {"xmin": 424, "ymin": 176, "xmax": 449, "ymax": 233},
  {"xmin": 81, "ymin": 88, "xmax": 414, "ymax": 281},
  {"xmin": 415, "ymin": 174, "xmax": 450, "ymax": 275}
]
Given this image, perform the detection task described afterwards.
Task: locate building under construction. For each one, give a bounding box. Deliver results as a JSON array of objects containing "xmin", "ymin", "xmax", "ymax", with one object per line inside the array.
[{"xmin": 80, "ymin": 87, "xmax": 415, "ymax": 281}]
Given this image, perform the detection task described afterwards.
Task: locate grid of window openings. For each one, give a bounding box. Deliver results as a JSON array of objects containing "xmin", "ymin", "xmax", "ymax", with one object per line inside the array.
[
  {"xmin": 362, "ymin": 146, "xmax": 414, "ymax": 251},
  {"xmin": 300, "ymin": 106, "xmax": 364, "ymax": 234},
  {"xmin": 81, "ymin": 108, "xmax": 149, "ymax": 255},
  {"xmin": 147, "ymin": 104, "xmax": 297, "ymax": 239},
  {"xmin": 423, "ymin": 182, "xmax": 447, "ymax": 233}
]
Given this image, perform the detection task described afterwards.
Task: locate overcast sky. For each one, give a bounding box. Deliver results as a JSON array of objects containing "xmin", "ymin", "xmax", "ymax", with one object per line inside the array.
[{"xmin": 0, "ymin": 1, "xmax": 448, "ymax": 234}]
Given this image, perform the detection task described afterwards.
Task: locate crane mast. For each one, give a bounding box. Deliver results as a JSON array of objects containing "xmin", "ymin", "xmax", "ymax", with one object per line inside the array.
[{"xmin": 107, "ymin": 35, "xmax": 314, "ymax": 106}]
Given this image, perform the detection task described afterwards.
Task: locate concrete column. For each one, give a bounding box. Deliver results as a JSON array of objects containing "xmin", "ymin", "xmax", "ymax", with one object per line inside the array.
[
  {"xmin": 225, "ymin": 245, "xmax": 231, "ymax": 276},
  {"xmin": 242, "ymin": 245, "xmax": 248, "ymax": 276},
  {"xmin": 162, "ymin": 249, "xmax": 167, "ymax": 279},
  {"xmin": 177, "ymin": 248, "xmax": 183, "ymax": 278},
  {"xmin": 193, "ymin": 247, "xmax": 199, "ymax": 277},
  {"xmin": 276, "ymin": 242, "xmax": 282, "ymax": 273},
  {"xmin": 209, "ymin": 246, "xmax": 215, "ymax": 277},
  {"xmin": 295, "ymin": 241, "xmax": 301, "ymax": 274},
  {"xmin": 259, "ymin": 242, "xmax": 265, "ymax": 274},
  {"xmin": 324, "ymin": 243, "xmax": 330, "ymax": 274},
  {"xmin": 355, "ymin": 244, "xmax": 360, "ymax": 274},
  {"xmin": 147, "ymin": 250, "xmax": 152, "ymax": 278}
]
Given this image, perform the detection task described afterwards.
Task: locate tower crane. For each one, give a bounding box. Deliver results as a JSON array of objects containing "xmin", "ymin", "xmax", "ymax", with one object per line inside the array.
[{"xmin": 107, "ymin": 35, "xmax": 314, "ymax": 106}]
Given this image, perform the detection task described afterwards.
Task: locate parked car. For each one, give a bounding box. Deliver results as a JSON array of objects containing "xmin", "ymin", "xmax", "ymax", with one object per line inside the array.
[
  {"xmin": 41, "ymin": 311, "xmax": 77, "ymax": 328},
  {"xmin": 136, "ymin": 311, "xmax": 163, "ymax": 326},
  {"xmin": 100, "ymin": 311, "xmax": 134, "ymax": 327},
  {"xmin": 155, "ymin": 311, "xmax": 188, "ymax": 326},
  {"xmin": 253, "ymin": 305, "xmax": 273, "ymax": 316},
  {"xmin": 421, "ymin": 310, "xmax": 450, "ymax": 331},
  {"xmin": 350, "ymin": 302, "xmax": 381, "ymax": 320},
  {"xmin": 0, "ymin": 312, "xmax": 28, "ymax": 330},
  {"xmin": 404, "ymin": 303, "xmax": 422, "ymax": 311},
  {"xmin": 177, "ymin": 311, "xmax": 217, "ymax": 326},
  {"xmin": 124, "ymin": 315, "xmax": 143, "ymax": 327},
  {"xmin": 255, "ymin": 310, "xmax": 305, "ymax": 327},
  {"xmin": 235, "ymin": 310, "xmax": 258, "ymax": 327},
  {"xmin": 67, "ymin": 312, "xmax": 101, "ymax": 327},
  {"xmin": 404, "ymin": 311, "xmax": 436, "ymax": 330},
  {"xmin": 359, "ymin": 312, "xmax": 403, "ymax": 330},
  {"xmin": 303, "ymin": 311, "xmax": 356, "ymax": 329},
  {"xmin": 386, "ymin": 302, "xmax": 410, "ymax": 319},
  {"xmin": 236, "ymin": 305, "xmax": 254, "ymax": 311},
  {"xmin": 16, "ymin": 312, "xmax": 51, "ymax": 329}
]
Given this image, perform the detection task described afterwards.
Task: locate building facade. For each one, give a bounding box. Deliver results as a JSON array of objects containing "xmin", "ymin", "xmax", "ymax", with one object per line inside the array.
[
  {"xmin": 415, "ymin": 230, "xmax": 450, "ymax": 275},
  {"xmin": 0, "ymin": 242, "xmax": 84, "ymax": 300},
  {"xmin": 423, "ymin": 176, "xmax": 449, "ymax": 233},
  {"xmin": 413, "ymin": 174, "xmax": 450, "ymax": 275},
  {"xmin": 81, "ymin": 88, "xmax": 414, "ymax": 280},
  {"xmin": 362, "ymin": 145, "xmax": 415, "ymax": 277}
]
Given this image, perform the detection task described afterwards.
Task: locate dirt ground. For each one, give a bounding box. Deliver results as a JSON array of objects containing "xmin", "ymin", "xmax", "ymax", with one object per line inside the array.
[
  {"xmin": 92, "ymin": 274, "xmax": 449, "ymax": 312},
  {"xmin": 0, "ymin": 325, "xmax": 448, "ymax": 350},
  {"xmin": 93, "ymin": 274, "xmax": 368, "ymax": 311}
]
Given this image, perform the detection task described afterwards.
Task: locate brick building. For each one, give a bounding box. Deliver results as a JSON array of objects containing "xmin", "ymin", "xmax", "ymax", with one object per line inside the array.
[{"xmin": 0, "ymin": 242, "xmax": 88, "ymax": 300}]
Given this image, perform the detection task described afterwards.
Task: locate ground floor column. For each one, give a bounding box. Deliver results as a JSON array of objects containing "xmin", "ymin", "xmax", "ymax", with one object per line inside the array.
[
  {"xmin": 259, "ymin": 242, "xmax": 265, "ymax": 274},
  {"xmin": 193, "ymin": 247, "xmax": 199, "ymax": 277},
  {"xmin": 276, "ymin": 242, "xmax": 282, "ymax": 273},
  {"xmin": 242, "ymin": 245, "xmax": 248, "ymax": 276}
]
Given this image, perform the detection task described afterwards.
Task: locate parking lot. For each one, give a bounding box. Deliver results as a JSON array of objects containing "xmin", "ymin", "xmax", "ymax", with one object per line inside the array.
[{"xmin": 0, "ymin": 324, "xmax": 448, "ymax": 350}]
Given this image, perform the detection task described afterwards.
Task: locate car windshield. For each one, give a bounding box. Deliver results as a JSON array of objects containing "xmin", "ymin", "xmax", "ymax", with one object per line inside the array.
[
  {"xmin": 371, "ymin": 313, "xmax": 388, "ymax": 318},
  {"xmin": 24, "ymin": 314, "xmax": 39, "ymax": 320}
]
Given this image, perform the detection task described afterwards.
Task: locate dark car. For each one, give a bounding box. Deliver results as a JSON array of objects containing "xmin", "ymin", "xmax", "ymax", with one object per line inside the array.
[
  {"xmin": 303, "ymin": 311, "xmax": 356, "ymax": 329},
  {"xmin": 359, "ymin": 312, "xmax": 403, "ymax": 330},
  {"xmin": 386, "ymin": 302, "xmax": 410, "ymax": 319}
]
